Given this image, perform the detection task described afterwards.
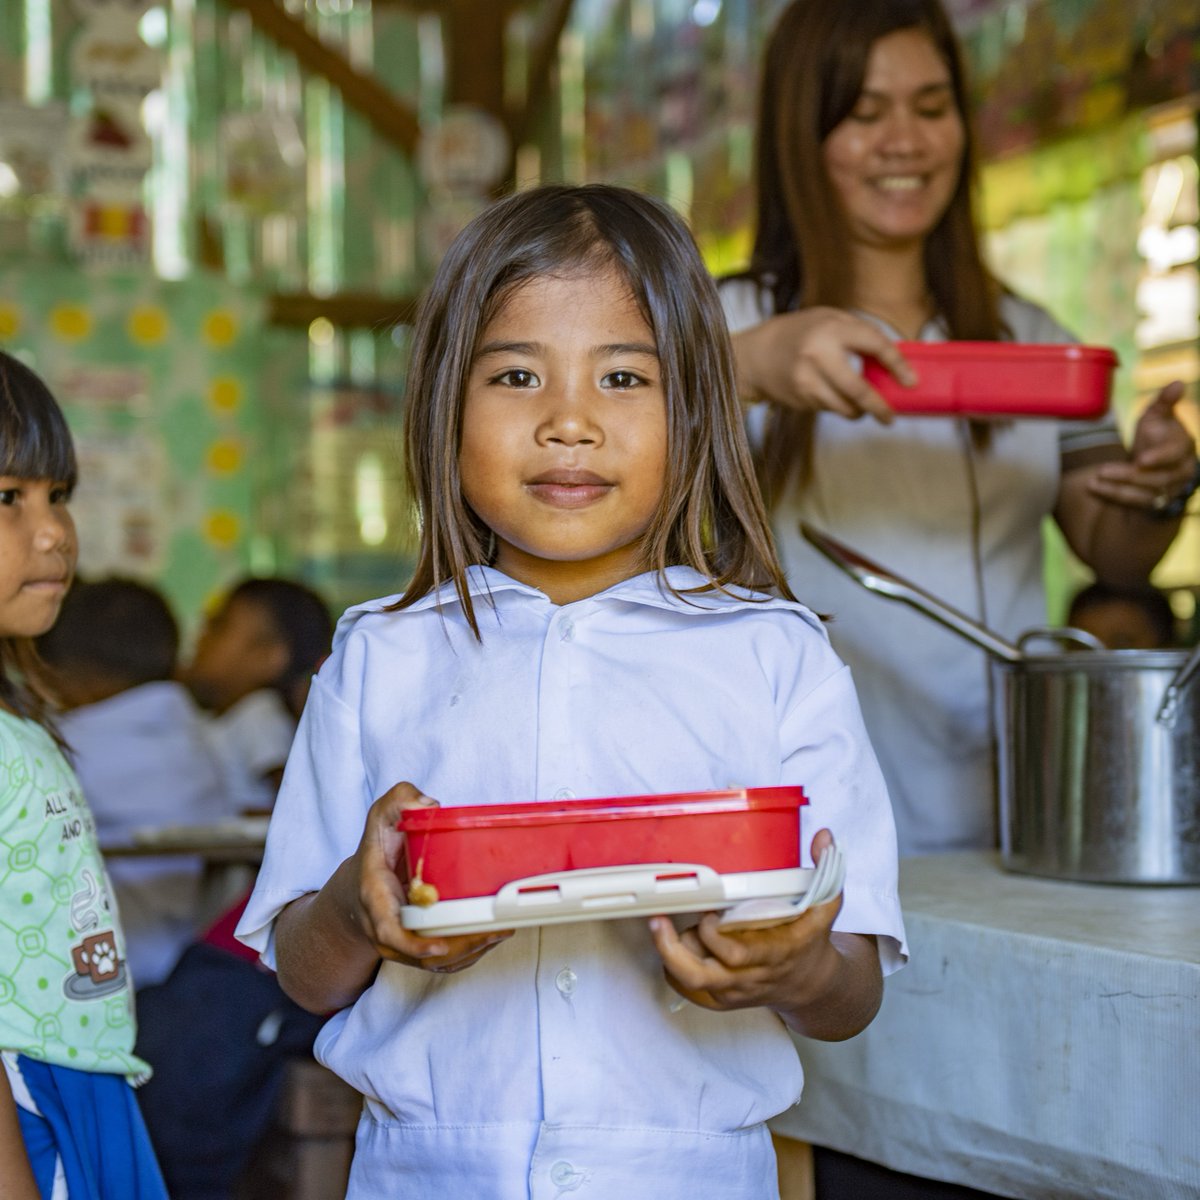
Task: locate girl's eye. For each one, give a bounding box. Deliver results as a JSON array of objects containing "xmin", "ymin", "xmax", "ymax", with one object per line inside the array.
[
  {"xmin": 917, "ymin": 102, "xmax": 954, "ymax": 120},
  {"xmin": 0, "ymin": 489, "xmax": 16, "ymax": 506},
  {"xmin": 602, "ymin": 369, "xmax": 647, "ymax": 390},
  {"xmin": 50, "ymin": 483, "xmax": 73, "ymax": 504},
  {"xmin": 494, "ymin": 368, "xmax": 539, "ymax": 389}
]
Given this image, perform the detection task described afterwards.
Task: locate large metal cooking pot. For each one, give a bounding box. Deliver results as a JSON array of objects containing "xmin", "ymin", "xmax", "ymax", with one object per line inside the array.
[{"xmin": 801, "ymin": 523, "xmax": 1200, "ymax": 885}]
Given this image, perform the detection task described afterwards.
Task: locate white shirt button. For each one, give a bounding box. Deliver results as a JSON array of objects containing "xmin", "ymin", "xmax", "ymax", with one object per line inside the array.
[
  {"xmin": 560, "ymin": 620, "xmax": 575, "ymax": 642},
  {"xmin": 553, "ymin": 787, "xmax": 575, "ymax": 800},
  {"xmin": 550, "ymin": 1161, "xmax": 584, "ymax": 1189},
  {"xmin": 555, "ymin": 967, "xmax": 577, "ymax": 996}
]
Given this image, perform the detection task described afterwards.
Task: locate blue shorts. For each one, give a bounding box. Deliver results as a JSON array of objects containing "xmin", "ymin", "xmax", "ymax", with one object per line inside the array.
[{"xmin": 8, "ymin": 1055, "xmax": 168, "ymax": 1200}]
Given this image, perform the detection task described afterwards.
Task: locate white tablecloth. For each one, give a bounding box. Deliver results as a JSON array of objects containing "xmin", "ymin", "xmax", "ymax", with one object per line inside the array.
[{"xmin": 770, "ymin": 852, "xmax": 1200, "ymax": 1199}]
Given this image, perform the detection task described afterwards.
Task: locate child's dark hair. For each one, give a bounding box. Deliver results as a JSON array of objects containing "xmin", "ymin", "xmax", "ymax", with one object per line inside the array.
[
  {"xmin": 1068, "ymin": 580, "xmax": 1177, "ymax": 648},
  {"xmin": 397, "ymin": 182, "xmax": 793, "ymax": 635},
  {"xmin": 38, "ymin": 577, "xmax": 180, "ymax": 687},
  {"xmin": 0, "ymin": 350, "xmax": 79, "ymax": 727},
  {"xmin": 228, "ymin": 577, "xmax": 334, "ymax": 717}
]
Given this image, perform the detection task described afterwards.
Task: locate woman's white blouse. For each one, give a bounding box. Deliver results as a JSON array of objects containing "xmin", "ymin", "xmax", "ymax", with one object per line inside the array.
[
  {"xmin": 239, "ymin": 566, "xmax": 905, "ymax": 1200},
  {"xmin": 720, "ymin": 281, "xmax": 1124, "ymax": 855}
]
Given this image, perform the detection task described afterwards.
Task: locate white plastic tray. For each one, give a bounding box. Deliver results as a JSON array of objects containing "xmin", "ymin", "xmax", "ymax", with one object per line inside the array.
[{"xmin": 400, "ymin": 862, "xmax": 813, "ymax": 936}]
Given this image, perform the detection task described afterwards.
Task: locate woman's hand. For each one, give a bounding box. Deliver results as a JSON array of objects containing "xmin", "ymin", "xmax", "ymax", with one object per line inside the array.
[
  {"xmin": 649, "ymin": 829, "xmax": 883, "ymax": 1041},
  {"xmin": 732, "ymin": 307, "xmax": 915, "ymax": 423},
  {"xmin": 1088, "ymin": 381, "xmax": 1196, "ymax": 513},
  {"xmin": 355, "ymin": 781, "xmax": 513, "ymax": 975}
]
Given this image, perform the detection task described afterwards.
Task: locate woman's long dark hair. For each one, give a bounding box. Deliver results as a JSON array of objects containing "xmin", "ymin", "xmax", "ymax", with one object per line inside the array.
[
  {"xmin": 396, "ymin": 183, "xmax": 793, "ymax": 636},
  {"xmin": 0, "ymin": 350, "xmax": 78, "ymax": 729},
  {"xmin": 739, "ymin": 0, "xmax": 1005, "ymax": 503}
]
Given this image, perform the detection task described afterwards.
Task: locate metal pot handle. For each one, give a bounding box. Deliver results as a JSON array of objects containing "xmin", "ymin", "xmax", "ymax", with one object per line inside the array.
[
  {"xmin": 1017, "ymin": 625, "xmax": 1107, "ymax": 653},
  {"xmin": 1156, "ymin": 638, "xmax": 1200, "ymax": 727}
]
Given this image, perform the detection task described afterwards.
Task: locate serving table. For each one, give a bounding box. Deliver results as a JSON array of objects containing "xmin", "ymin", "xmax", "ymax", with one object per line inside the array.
[{"xmin": 769, "ymin": 851, "xmax": 1200, "ymax": 1199}]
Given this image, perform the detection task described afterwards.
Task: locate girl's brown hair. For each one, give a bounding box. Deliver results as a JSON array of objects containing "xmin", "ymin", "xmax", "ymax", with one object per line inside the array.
[
  {"xmin": 740, "ymin": 0, "xmax": 1005, "ymax": 503},
  {"xmin": 0, "ymin": 350, "xmax": 78, "ymax": 728},
  {"xmin": 396, "ymin": 183, "xmax": 793, "ymax": 635}
]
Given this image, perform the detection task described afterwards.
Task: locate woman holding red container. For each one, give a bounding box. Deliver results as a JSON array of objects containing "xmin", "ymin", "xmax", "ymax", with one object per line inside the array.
[
  {"xmin": 720, "ymin": 0, "xmax": 1197, "ymax": 861},
  {"xmin": 721, "ymin": 2, "xmax": 1197, "ymax": 1196}
]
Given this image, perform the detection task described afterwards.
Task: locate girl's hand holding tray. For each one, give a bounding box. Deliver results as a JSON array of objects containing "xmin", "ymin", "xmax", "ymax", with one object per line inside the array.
[{"xmin": 362, "ymin": 782, "xmax": 513, "ymax": 974}]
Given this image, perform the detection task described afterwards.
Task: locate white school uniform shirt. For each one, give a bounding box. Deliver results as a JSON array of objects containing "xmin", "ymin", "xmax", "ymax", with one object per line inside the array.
[
  {"xmin": 720, "ymin": 281, "xmax": 1124, "ymax": 855},
  {"xmin": 238, "ymin": 566, "xmax": 906, "ymax": 1200},
  {"xmin": 202, "ymin": 688, "xmax": 296, "ymax": 813}
]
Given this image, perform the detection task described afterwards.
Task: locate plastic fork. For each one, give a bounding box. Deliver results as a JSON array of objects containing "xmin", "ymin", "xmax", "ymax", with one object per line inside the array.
[{"xmin": 715, "ymin": 841, "xmax": 846, "ymax": 932}]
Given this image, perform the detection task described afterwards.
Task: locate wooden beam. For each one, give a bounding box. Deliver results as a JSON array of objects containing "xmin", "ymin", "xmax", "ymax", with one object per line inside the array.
[
  {"xmin": 268, "ymin": 290, "xmax": 419, "ymax": 329},
  {"xmin": 445, "ymin": 0, "xmax": 511, "ymax": 115},
  {"xmin": 219, "ymin": 0, "xmax": 421, "ymax": 157},
  {"xmin": 508, "ymin": 0, "xmax": 575, "ymax": 148}
]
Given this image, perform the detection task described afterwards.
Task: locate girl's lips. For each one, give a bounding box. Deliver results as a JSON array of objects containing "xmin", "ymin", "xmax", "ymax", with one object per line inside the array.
[{"xmin": 526, "ymin": 481, "xmax": 614, "ymax": 507}]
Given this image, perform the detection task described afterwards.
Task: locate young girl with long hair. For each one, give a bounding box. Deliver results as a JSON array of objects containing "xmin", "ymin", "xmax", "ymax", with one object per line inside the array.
[
  {"xmin": 238, "ymin": 183, "xmax": 905, "ymax": 1200},
  {"xmin": 0, "ymin": 351, "xmax": 167, "ymax": 1198}
]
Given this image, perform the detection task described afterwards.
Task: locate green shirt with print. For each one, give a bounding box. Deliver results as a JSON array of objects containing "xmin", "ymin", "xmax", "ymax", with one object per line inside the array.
[{"xmin": 0, "ymin": 708, "xmax": 149, "ymax": 1080}]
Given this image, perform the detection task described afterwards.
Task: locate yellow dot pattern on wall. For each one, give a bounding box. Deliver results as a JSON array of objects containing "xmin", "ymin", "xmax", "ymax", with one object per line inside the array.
[
  {"xmin": 127, "ymin": 305, "xmax": 169, "ymax": 345},
  {"xmin": 50, "ymin": 305, "xmax": 92, "ymax": 342},
  {"xmin": 202, "ymin": 310, "xmax": 238, "ymax": 348},
  {"xmin": 208, "ymin": 376, "xmax": 242, "ymax": 413},
  {"xmin": 0, "ymin": 303, "xmax": 21, "ymax": 340},
  {"xmin": 206, "ymin": 440, "xmax": 243, "ymax": 474},
  {"xmin": 203, "ymin": 510, "xmax": 241, "ymax": 547}
]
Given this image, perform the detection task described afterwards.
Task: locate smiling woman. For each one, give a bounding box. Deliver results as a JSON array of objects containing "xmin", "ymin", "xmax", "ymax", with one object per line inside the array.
[
  {"xmin": 719, "ymin": 2, "xmax": 1195, "ymax": 1197},
  {"xmin": 718, "ymin": 0, "xmax": 1195, "ymax": 859}
]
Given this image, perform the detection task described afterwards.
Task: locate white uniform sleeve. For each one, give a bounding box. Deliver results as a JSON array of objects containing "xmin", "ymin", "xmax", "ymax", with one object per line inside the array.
[
  {"xmin": 236, "ymin": 641, "xmax": 372, "ymax": 968},
  {"xmin": 777, "ymin": 651, "xmax": 907, "ymax": 975}
]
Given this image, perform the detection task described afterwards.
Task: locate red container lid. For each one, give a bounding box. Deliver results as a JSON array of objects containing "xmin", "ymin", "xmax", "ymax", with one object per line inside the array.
[
  {"xmin": 863, "ymin": 341, "xmax": 1117, "ymax": 419},
  {"xmin": 399, "ymin": 785, "xmax": 807, "ymax": 835}
]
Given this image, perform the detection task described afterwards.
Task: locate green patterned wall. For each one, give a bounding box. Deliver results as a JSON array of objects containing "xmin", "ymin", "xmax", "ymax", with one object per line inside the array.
[{"xmin": 0, "ymin": 265, "xmax": 307, "ymax": 631}]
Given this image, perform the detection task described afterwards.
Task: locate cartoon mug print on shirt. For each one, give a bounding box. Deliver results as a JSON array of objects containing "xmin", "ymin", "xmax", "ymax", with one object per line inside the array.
[
  {"xmin": 44, "ymin": 781, "xmax": 128, "ymax": 1000},
  {"xmin": 64, "ymin": 867, "xmax": 125, "ymax": 999}
]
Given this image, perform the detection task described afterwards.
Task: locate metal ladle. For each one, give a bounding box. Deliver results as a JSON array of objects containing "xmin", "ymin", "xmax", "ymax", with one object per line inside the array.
[{"xmin": 799, "ymin": 522, "xmax": 1105, "ymax": 661}]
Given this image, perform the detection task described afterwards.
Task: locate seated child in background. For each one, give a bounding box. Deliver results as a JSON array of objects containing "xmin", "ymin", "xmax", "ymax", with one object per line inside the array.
[
  {"xmin": 1067, "ymin": 579, "xmax": 1178, "ymax": 650},
  {"xmin": 238, "ymin": 183, "xmax": 906, "ymax": 1200},
  {"xmin": 37, "ymin": 576, "xmax": 232, "ymax": 988},
  {"xmin": 131, "ymin": 576, "xmax": 333, "ymax": 1198},
  {"xmin": 181, "ymin": 576, "xmax": 333, "ymax": 813}
]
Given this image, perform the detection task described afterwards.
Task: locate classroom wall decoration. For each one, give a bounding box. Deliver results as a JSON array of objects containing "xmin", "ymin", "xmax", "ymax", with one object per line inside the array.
[{"xmin": 0, "ymin": 264, "xmax": 304, "ymax": 631}]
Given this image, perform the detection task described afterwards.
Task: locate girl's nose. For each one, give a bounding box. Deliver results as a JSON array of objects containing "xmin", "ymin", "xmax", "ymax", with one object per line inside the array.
[
  {"xmin": 537, "ymin": 384, "xmax": 602, "ymax": 446},
  {"xmin": 34, "ymin": 504, "xmax": 74, "ymax": 553}
]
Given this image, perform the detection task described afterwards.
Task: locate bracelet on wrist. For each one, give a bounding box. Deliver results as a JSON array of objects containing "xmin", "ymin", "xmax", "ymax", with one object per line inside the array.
[{"xmin": 1152, "ymin": 459, "xmax": 1200, "ymax": 519}]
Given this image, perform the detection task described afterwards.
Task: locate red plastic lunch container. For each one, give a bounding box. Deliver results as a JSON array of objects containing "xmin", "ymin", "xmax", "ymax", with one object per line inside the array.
[
  {"xmin": 863, "ymin": 341, "xmax": 1117, "ymax": 419},
  {"xmin": 397, "ymin": 786, "xmax": 808, "ymax": 903}
]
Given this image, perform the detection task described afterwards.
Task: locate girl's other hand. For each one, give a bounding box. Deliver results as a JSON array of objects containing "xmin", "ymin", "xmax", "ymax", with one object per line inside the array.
[
  {"xmin": 356, "ymin": 782, "xmax": 512, "ymax": 974},
  {"xmin": 1088, "ymin": 381, "xmax": 1196, "ymax": 513},
  {"xmin": 650, "ymin": 829, "xmax": 882, "ymax": 1041},
  {"xmin": 733, "ymin": 307, "xmax": 914, "ymax": 423}
]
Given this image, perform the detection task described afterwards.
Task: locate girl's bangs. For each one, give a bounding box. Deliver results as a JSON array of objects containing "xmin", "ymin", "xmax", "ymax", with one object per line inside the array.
[{"xmin": 0, "ymin": 380, "xmax": 77, "ymax": 485}]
